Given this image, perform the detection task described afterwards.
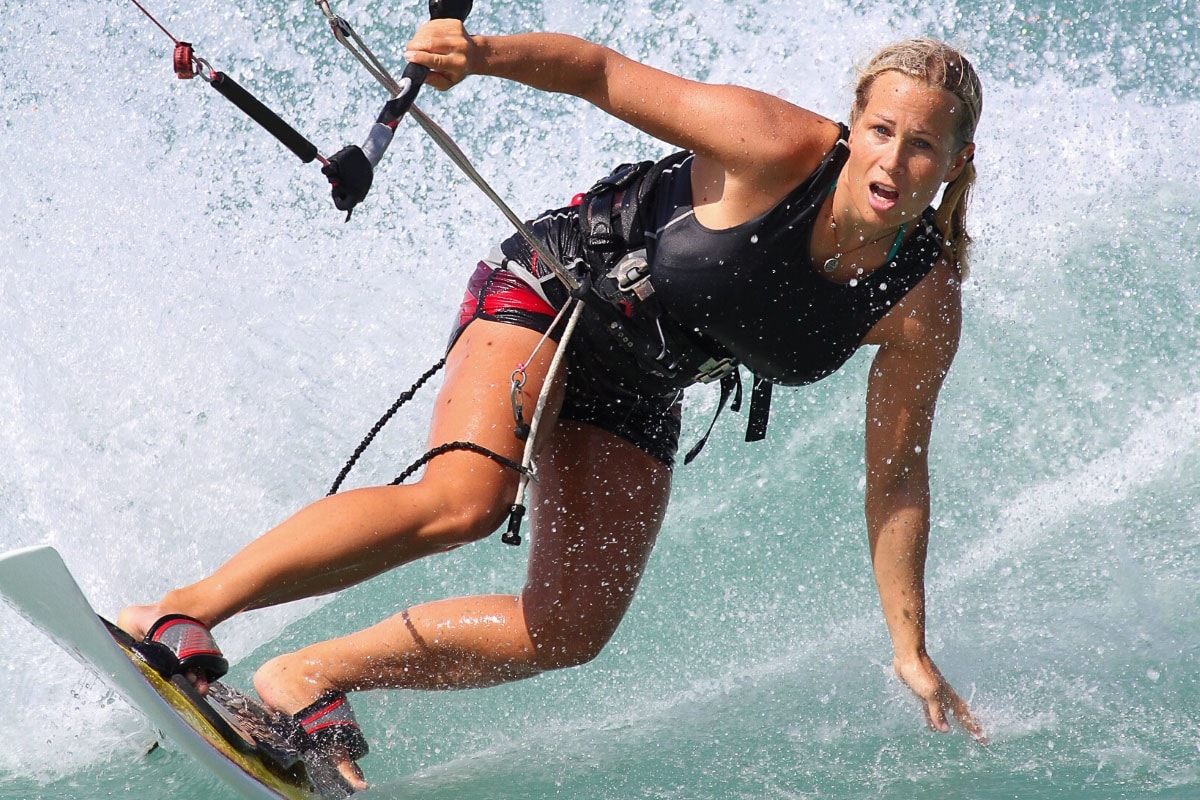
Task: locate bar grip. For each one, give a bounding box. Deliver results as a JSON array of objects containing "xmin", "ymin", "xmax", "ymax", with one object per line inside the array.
[
  {"xmin": 383, "ymin": 0, "xmax": 473, "ymax": 123},
  {"xmin": 209, "ymin": 71, "xmax": 319, "ymax": 163}
]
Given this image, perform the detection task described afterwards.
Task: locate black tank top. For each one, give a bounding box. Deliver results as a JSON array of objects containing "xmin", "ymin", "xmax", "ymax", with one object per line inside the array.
[{"xmin": 646, "ymin": 129, "xmax": 945, "ymax": 386}]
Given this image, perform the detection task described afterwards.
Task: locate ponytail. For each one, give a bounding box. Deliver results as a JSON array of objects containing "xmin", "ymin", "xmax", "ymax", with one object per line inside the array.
[{"xmin": 934, "ymin": 158, "xmax": 976, "ymax": 278}]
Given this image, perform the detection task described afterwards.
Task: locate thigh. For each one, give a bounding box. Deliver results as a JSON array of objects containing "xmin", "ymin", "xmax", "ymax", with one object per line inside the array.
[
  {"xmin": 521, "ymin": 420, "xmax": 673, "ymax": 667},
  {"xmin": 420, "ymin": 318, "xmax": 565, "ymax": 509}
]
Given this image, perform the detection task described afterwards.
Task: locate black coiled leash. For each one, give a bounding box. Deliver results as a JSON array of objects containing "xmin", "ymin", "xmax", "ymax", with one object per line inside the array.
[{"xmin": 327, "ymin": 357, "xmax": 534, "ymax": 546}]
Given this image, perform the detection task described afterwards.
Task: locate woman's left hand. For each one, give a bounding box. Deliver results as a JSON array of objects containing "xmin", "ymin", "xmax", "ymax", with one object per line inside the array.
[
  {"xmin": 404, "ymin": 19, "xmax": 475, "ymax": 90},
  {"xmin": 894, "ymin": 650, "xmax": 987, "ymax": 743}
]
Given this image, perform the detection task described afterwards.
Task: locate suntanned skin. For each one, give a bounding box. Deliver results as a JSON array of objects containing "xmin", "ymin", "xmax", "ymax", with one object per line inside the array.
[{"xmin": 121, "ymin": 23, "xmax": 984, "ymax": 789}]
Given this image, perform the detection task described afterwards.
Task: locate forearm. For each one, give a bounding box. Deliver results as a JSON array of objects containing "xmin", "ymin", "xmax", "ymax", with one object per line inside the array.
[{"xmin": 866, "ymin": 481, "xmax": 931, "ymax": 661}]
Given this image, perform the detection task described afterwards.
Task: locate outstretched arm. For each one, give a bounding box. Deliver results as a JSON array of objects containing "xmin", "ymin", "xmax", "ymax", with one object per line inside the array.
[
  {"xmin": 862, "ymin": 262, "xmax": 985, "ymax": 742},
  {"xmin": 404, "ymin": 21, "xmax": 836, "ymax": 187}
]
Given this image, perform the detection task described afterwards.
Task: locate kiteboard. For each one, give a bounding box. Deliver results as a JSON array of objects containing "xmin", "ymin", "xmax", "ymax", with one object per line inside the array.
[{"xmin": 0, "ymin": 544, "xmax": 354, "ymax": 800}]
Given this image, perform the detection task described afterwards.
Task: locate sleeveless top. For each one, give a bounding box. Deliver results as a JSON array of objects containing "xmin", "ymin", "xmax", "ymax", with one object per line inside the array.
[{"xmin": 646, "ymin": 128, "xmax": 945, "ymax": 387}]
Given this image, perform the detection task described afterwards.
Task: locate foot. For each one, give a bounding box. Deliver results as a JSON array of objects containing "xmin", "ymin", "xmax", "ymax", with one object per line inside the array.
[
  {"xmin": 117, "ymin": 604, "xmax": 217, "ymax": 695},
  {"xmin": 117, "ymin": 603, "xmax": 164, "ymax": 640},
  {"xmin": 254, "ymin": 656, "xmax": 369, "ymax": 791}
]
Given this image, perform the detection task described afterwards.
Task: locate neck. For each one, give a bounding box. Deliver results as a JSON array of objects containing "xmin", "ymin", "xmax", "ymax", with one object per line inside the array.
[
  {"xmin": 830, "ymin": 182, "xmax": 890, "ymax": 248},
  {"xmin": 815, "ymin": 182, "xmax": 910, "ymax": 277}
]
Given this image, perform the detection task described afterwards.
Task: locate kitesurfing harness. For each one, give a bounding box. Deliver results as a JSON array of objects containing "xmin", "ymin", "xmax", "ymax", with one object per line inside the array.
[{"xmin": 569, "ymin": 156, "xmax": 765, "ymax": 465}]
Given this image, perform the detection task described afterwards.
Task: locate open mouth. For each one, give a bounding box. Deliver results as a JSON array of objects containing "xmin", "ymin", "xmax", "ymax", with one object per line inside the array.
[{"xmin": 870, "ymin": 183, "xmax": 900, "ymax": 202}]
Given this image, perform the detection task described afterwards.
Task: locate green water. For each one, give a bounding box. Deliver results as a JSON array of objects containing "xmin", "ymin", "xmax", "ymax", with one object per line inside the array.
[{"xmin": 1, "ymin": 0, "xmax": 1197, "ymax": 797}]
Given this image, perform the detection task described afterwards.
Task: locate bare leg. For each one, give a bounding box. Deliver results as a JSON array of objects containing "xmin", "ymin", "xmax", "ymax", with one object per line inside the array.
[
  {"xmin": 252, "ymin": 421, "xmax": 672, "ymax": 783},
  {"xmin": 118, "ymin": 320, "xmax": 562, "ymax": 639}
]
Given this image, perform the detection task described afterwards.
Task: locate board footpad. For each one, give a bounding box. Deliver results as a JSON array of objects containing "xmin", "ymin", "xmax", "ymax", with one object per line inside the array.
[{"xmin": 205, "ymin": 682, "xmax": 308, "ymax": 773}]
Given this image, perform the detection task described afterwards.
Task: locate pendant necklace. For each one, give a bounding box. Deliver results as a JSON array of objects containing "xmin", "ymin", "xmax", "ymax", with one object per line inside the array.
[{"xmin": 822, "ymin": 185, "xmax": 908, "ymax": 273}]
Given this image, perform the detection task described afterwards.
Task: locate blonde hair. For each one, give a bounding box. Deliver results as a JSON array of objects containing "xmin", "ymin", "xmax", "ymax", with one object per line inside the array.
[{"xmin": 850, "ymin": 39, "xmax": 983, "ymax": 275}]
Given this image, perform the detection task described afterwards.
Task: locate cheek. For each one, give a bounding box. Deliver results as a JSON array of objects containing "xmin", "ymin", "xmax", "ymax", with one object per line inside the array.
[{"xmin": 907, "ymin": 158, "xmax": 949, "ymax": 198}]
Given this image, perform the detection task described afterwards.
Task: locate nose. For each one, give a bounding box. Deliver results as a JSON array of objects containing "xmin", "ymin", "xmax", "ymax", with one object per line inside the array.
[{"xmin": 880, "ymin": 140, "xmax": 904, "ymax": 174}]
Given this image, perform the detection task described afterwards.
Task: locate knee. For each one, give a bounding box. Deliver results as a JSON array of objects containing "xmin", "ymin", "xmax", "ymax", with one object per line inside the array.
[
  {"xmin": 412, "ymin": 475, "xmax": 515, "ymax": 549},
  {"xmin": 418, "ymin": 496, "xmax": 511, "ymax": 549}
]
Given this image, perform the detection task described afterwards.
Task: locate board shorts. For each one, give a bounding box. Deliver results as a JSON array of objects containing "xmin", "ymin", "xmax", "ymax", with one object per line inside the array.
[{"xmin": 448, "ymin": 208, "xmax": 683, "ymax": 467}]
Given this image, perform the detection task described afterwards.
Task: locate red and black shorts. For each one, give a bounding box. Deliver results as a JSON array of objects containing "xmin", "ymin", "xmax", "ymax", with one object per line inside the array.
[{"xmin": 448, "ymin": 208, "xmax": 683, "ymax": 467}]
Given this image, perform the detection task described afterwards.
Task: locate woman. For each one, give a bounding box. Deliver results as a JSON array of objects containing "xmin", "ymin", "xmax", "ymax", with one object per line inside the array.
[{"xmin": 120, "ymin": 21, "xmax": 986, "ymax": 789}]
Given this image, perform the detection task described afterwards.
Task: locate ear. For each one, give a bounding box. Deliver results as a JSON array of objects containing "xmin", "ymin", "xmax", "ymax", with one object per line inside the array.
[{"xmin": 944, "ymin": 142, "xmax": 975, "ymax": 183}]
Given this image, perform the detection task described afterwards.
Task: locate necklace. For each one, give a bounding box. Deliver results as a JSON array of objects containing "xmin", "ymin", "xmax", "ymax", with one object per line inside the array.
[{"xmin": 821, "ymin": 189, "xmax": 908, "ymax": 273}]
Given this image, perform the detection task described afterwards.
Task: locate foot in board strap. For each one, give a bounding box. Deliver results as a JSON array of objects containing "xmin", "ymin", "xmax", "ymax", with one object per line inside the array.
[
  {"xmin": 132, "ymin": 614, "xmax": 229, "ymax": 692},
  {"xmin": 292, "ymin": 691, "xmax": 370, "ymax": 793}
]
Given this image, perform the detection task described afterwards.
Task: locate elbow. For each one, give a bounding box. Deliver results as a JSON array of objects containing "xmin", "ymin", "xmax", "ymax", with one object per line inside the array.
[{"xmin": 865, "ymin": 462, "xmax": 930, "ymax": 524}]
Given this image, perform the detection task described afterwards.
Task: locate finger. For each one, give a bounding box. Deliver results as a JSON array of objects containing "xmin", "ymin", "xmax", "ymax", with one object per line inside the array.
[
  {"xmin": 926, "ymin": 696, "xmax": 951, "ymax": 733},
  {"xmin": 947, "ymin": 692, "xmax": 989, "ymax": 744},
  {"xmin": 403, "ymin": 48, "xmax": 438, "ymax": 69},
  {"xmin": 424, "ymin": 74, "xmax": 461, "ymax": 91},
  {"xmin": 403, "ymin": 50, "xmax": 463, "ymax": 79}
]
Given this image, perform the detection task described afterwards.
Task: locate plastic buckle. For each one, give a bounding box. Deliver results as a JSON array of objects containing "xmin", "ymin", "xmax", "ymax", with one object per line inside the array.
[
  {"xmin": 173, "ymin": 42, "xmax": 196, "ymax": 79},
  {"xmin": 694, "ymin": 357, "xmax": 735, "ymax": 383}
]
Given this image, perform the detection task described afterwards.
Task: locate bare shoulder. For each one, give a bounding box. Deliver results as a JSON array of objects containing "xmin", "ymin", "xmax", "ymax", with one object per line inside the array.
[
  {"xmin": 862, "ymin": 257, "xmax": 962, "ymax": 360},
  {"xmin": 722, "ymin": 97, "xmax": 841, "ymax": 186},
  {"xmin": 689, "ymin": 99, "xmax": 841, "ymax": 223}
]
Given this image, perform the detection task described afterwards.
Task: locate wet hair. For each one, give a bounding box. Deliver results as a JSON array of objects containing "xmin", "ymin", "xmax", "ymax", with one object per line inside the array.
[{"xmin": 850, "ymin": 39, "xmax": 983, "ymax": 274}]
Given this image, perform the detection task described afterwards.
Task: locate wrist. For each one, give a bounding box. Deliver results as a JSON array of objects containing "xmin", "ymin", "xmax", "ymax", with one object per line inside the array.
[
  {"xmin": 468, "ymin": 33, "xmax": 493, "ymax": 78},
  {"xmin": 892, "ymin": 643, "xmax": 930, "ymax": 669}
]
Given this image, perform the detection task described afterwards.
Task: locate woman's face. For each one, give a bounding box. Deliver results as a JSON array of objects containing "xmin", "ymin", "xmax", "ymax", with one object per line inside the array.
[{"xmin": 845, "ymin": 71, "xmax": 974, "ymax": 229}]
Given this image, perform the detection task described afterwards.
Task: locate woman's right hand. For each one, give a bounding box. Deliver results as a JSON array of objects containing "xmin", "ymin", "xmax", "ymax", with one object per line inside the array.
[{"xmin": 894, "ymin": 650, "xmax": 988, "ymax": 744}]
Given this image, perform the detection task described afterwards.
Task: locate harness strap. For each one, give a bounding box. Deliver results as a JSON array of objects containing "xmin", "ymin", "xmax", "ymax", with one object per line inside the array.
[
  {"xmin": 746, "ymin": 377, "xmax": 773, "ymax": 442},
  {"xmin": 682, "ymin": 369, "xmax": 743, "ymax": 465}
]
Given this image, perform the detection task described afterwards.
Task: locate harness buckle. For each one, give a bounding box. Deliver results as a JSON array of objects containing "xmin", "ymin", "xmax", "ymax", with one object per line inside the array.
[
  {"xmin": 694, "ymin": 357, "xmax": 736, "ymax": 383},
  {"xmin": 608, "ymin": 250, "xmax": 654, "ymax": 301}
]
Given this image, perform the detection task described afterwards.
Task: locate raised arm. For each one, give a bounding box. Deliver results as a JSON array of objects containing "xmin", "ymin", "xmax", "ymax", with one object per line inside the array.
[
  {"xmin": 404, "ymin": 21, "xmax": 836, "ymax": 187},
  {"xmin": 861, "ymin": 261, "xmax": 985, "ymax": 742}
]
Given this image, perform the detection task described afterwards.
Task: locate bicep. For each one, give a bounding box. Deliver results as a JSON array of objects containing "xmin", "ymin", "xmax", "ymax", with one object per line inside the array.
[
  {"xmin": 864, "ymin": 285, "xmax": 961, "ymax": 490},
  {"xmin": 579, "ymin": 49, "xmax": 834, "ymax": 175}
]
